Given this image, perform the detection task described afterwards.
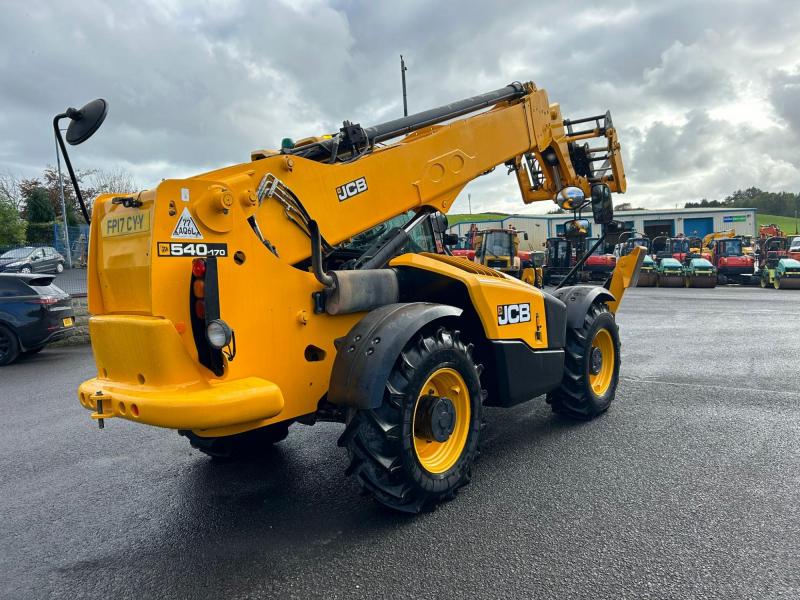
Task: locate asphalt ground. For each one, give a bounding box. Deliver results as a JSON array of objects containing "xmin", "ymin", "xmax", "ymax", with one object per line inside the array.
[{"xmin": 1, "ymin": 286, "xmax": 798, "ymax": 599}]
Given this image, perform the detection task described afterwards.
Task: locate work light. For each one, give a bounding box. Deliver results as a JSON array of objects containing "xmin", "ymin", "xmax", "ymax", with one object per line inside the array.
[{"xmin": 206, "ymin": 319, "xmax": 232, "ymax": 349}]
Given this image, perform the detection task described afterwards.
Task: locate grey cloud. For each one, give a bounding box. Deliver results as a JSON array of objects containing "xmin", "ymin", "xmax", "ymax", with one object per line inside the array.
[{"xmin": 770, "ymin": 68, "xmax": 800, "ymax": 134}]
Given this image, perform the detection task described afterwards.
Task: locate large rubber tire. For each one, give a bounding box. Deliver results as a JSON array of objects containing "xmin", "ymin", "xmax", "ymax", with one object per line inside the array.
[
  {"xmin": 717, "ymin": 274, "xmax": 728, "ymax": 285},
  {"xmin": 547, "ymin": 303, "xmax": 621, "ymax": 420},
  {"xmin": 0, "ymin": 324, "xmax": 20, "ymax": 366},
  {"xmin": 339, "ymin": 326, "xmax": 484, "ymax": 514},
  {"xmin": 55, "ymin": 262, "xmax": 64, "ymax": 274},
  {"xmin": 179, "ymin": 422, "xmax": 291, "ymax": 459}
]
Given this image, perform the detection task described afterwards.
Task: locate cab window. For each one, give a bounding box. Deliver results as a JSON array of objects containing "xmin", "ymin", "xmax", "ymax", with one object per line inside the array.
[{"xmin": 404, "ymin": 218, "xmax": 436, "ymax": 253}]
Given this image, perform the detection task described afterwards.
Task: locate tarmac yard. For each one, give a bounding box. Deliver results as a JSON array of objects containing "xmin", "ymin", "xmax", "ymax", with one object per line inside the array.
[{"xmin": 1, "ymin": 286, "xmax": 798, "ymax": 599}]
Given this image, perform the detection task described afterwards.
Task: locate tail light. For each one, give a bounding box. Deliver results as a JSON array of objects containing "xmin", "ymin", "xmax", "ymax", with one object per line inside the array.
[
  {"xmin": 29, "ymin": 296, "xmax": 58, "ymax": 305},
  {"xmin": 189, "ymin": 258, "xmax": 224, "ymax": 376}
]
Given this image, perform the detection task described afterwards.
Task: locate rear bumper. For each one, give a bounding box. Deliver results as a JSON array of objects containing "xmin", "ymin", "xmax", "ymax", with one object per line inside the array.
[
  {"xmin": 78, "ymin": 314, "xmax": 284, "ymax": 430},
  {"xmin": 19, "ymin": 307, "xmax": 75, "ymax": 350},
  {"xmin": 78, "ymin": 376, "xmax": 284, "ymax": 430}
]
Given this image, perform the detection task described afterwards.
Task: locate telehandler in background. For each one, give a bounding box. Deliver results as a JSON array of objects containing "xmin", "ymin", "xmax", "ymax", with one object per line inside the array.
[
  {"xmin": 473, "ymin": 227, "xmax": 528, "ymax": 277},
  {"xmin": 65, "ymin": 80, "xmax": 642, "ymax": 513}
]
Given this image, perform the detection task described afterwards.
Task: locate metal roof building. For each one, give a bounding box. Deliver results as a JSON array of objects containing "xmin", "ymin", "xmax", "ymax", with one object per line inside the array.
[{"xmin": 448, "ymin": 207, "xmax": 757, "ymax": 252}]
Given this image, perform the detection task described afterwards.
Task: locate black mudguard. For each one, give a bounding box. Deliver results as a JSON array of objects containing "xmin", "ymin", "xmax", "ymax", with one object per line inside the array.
[
  {"xmin": 328, "ymin": 302, "xmax": 462, "ymax": 409},
  {"xmin": 550, "ymin": 285, "xmax": 616, "ymax": 329}
]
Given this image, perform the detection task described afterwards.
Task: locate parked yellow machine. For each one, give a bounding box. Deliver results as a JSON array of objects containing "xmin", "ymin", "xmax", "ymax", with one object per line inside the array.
[
  {"xmin": 702, "ymin": 228, "xmax": 736, "ymax": 256},
  {"xmin": 74, "ymin": 81, "xmax": 642, "ymax": 512}
]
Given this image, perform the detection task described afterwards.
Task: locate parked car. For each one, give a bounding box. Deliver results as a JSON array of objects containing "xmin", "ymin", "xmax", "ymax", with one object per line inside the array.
[
  {"xmin": 789, "ymin": 238, "xmax": 800, "ymax": 261},
  {"xmin": 0, "ymin": 273, "xmax": 74, "ymax": 365},
  {"xmin": 0, "ymin": 246, "xmax": 66, "ymax": 274}
]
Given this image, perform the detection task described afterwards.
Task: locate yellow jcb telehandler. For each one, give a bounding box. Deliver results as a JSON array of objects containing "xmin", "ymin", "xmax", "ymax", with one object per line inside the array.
[{"xmin": 63, "ymin": 81, "xmax": 643, "ymax": 512}]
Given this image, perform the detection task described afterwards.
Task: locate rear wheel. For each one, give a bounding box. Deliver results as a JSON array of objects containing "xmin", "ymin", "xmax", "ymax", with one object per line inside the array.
[
  {"xmin": 55, "ymin": 262, "xmax": 64, "ymax": 274},
  {"xmin": 340, "ymin": 326, "xmax": 483, "ymax": 513},
  {"xmin": 547, "ymin": 303, "xmax": 620, "ymax": 420},
  {"xmin": 20, "ymin": 266, "xmax": 31, "ymax": 274},
  {"xmin": 179, "ymin": 422, "xmax": 291, "ymax": 459},
  {"xmin": 0, "ymin": 325, "xmax": 20, "ymax": 366}
]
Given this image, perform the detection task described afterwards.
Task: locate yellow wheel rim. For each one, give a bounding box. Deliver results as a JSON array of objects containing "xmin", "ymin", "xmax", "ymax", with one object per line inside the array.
[
  {"xmin": 589, "ymin": 329, "xmax": 615, "ymax": 396},
  {"xmin": 412, "ymin": 368, "xmax": 470, "ymax": 474}
]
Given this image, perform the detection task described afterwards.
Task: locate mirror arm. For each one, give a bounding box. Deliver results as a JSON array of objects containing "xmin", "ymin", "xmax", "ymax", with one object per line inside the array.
[
  {"xmin": 555, "ymin": 233, "xmax": 606, "ymax": 290},
  {"xmin": 53, "ymin": 114, "xmax": 91, "ymax": 225}
]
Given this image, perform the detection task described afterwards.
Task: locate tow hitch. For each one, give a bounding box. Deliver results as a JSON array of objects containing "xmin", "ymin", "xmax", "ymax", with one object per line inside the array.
[{"xmin": 90, "ymin": 391, "xmax": 114, "ymax": 429}]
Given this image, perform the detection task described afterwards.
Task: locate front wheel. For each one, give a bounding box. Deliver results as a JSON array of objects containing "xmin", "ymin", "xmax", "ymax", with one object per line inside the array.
[
  {"xmin": 55, "ymin": 262, "xmax": 64, "ymax": 274},
  {"xmin": 20, "ymin": 266, "xmax": 31, "ymax": 274},
  {"xmin": 547, "ymin": 303, "xmax": 621, "ymax": 420},
  {"xmin": 340, "ymin": 326, "xmax": 483, "ymax": 513}
]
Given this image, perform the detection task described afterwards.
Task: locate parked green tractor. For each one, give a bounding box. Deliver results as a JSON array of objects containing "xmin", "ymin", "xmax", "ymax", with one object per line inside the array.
[
  {"xmin": 684, "ymin": 257, "xmax": 717, "ymax": 288},
  {"xmin": 637, "ymin": 254, "xmax": 658, "ymax": 287},
  {"xmin": 656, "ymin": 257, "xmax": 684, "ymax": 287}
]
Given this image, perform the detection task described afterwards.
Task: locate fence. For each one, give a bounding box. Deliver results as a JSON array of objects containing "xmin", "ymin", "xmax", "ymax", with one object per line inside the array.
[{"xmin": 0, "ymin": 223, "xmax": 89, "ymax": 296}]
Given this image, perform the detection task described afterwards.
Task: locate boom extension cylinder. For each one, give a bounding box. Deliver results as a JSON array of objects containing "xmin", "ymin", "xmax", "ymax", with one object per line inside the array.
[{"xmin": 291, "ymin": 83, "xmax": 527, "ymax": 161}]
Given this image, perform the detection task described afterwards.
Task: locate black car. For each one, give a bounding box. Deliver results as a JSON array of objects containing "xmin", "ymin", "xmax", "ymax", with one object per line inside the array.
[
  {"xmin": 0, "ymin": 274, "xmax": 75, "ymax": 365},
  {"xmin": 0, "ymin": 246, "xmax": 66, "ymax": 274}
]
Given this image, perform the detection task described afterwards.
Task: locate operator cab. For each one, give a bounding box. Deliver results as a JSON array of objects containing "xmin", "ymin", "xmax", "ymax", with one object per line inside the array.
[{"xmin": 328, "ymin": 210, "xmax": 447, "ymax": 270}]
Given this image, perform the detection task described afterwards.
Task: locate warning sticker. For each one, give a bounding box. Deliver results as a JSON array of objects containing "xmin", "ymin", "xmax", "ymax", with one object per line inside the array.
[{"xmin": 171, "ymin": 207, "xmax": 203, "ymax": 239}]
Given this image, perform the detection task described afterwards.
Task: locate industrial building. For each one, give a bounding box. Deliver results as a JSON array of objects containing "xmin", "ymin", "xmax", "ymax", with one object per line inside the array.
[{"xmin": 448, "ymin": 207, "xmax": 757, "ymax": 252}]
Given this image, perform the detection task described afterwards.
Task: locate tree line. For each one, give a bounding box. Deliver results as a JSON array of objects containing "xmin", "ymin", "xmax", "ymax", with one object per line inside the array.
[
  {"xmin": 684, "ymin": 188, "xmax": 800, "ymax": 217},
  {"xmin": 0, "ymin": 167, "xmax": 136, "ymax": 246}
]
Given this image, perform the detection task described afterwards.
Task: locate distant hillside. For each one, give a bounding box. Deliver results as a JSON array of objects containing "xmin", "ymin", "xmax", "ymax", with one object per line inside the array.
[
  {"xmin": 687, "ymin": 188, "xmax": 800, "ymax": 219},
  {"xmin": 758, "ymin": 214, "xmax": 799, "ymax": 235},
  {"xmin": 447, "ymin": 213, "xmax": 508, "ymax": 225}
]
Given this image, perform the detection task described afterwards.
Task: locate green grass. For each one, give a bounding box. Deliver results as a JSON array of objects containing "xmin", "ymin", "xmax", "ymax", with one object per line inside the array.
[
  {"xmin": 447, "ymin": 213, "xmax": 508, "ymax": 225},
  {"xmin": 758, "ymin": 214, "xmax": 800, "ymax": 235}
]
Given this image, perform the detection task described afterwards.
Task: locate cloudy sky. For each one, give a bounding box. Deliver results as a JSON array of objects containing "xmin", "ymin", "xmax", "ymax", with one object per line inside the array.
[{"xmin": 2, "ymin": 0, "xmax": 799, "ymax": 214}]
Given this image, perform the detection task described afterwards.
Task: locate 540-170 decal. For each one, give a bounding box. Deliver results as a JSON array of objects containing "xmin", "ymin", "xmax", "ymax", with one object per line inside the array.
[{"xmin": 157, "ymin": 242, "xmax": 228, "ymax": 257}]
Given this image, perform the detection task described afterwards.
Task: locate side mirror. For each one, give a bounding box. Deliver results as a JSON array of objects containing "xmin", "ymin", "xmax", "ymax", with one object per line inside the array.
[
  {"xmin": 554, "ymin": 187, "xmax": 587, "ymax": 211},
  {"xmin": 443, "ymin": 233, "xmax": 459, "ymax": 246},
  {"xmin": 65, "ymin": 99, "xmax": 108, "ymax": 146},
  {"xmin": 591, "ymin": 183, "xmax": 614, "ymax": 224},
  {"xmin": 431, "ymin": 212, "xmax": 448, "ymax": 234},
  {"xmin": 564, "ymin": 219, "xmax": 590, "ymax": 237}
]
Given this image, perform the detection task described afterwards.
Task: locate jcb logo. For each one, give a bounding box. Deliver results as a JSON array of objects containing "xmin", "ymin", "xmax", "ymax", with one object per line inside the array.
[
  {"xmin": 497, "ymin": 303, "xmax": 531, "ymax": 326},
  {"xmin": 336, "ymin": 176, "xmax": 368, "ymax": 201}
]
